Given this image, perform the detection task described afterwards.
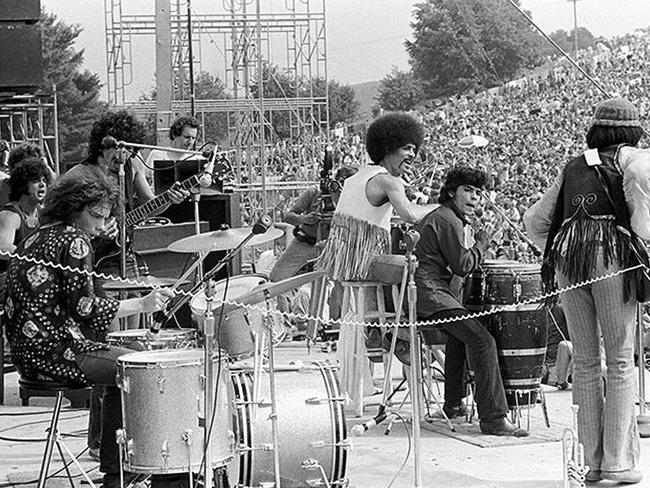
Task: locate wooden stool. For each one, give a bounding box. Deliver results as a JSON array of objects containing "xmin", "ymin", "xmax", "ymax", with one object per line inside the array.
[
  {"xmin": 339, "ymin": 280, "xmax": 403, "ymax": 417},
  {"xmin": 18, "ymin": 378, "xmax": 95, "ymax": 488}
]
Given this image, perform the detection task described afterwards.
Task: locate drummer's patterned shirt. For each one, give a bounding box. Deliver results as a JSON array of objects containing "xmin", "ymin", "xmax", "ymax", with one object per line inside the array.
[{"xmin": 4, "ymin": 222, "xmax": 119, "ymax": 385}]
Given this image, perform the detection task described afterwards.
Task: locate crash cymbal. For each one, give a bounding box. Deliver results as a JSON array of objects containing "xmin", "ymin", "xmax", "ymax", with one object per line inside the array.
[
  {"xmin": 102, "ymin": 275, "xmax": 189, "ymax": 291},
  {"xmin": 168, "ymin": 226, "xmax": 284, "ymax": 253},
  {"xmin": 221, "ymin": 270, "xmax": 327, "ymax": 310}
]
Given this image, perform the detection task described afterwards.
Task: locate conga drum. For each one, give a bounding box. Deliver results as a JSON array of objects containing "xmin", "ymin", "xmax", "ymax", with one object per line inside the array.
[{"xmin": 464, "ymin": 260, "xmax": 548, "ymax": 409}]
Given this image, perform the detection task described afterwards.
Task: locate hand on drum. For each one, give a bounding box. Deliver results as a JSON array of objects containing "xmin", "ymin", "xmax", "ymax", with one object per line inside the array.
[
  {"xmin": 139, "ymin": 287, "xmax": 175, "ymax": 313},
  {"xmin": 474, "ymin": 228, "xmax": 490, "ymax": 254}
]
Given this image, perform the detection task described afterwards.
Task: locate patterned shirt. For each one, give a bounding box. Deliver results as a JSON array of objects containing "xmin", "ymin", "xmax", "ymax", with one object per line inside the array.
[{"xmin": 4, "ymin": 222, "xmax": 120, "ymax": 385}]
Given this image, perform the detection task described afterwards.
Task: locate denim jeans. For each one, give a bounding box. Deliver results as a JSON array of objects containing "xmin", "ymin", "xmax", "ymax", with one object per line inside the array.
[
  {"xmin": 557, "ymin": 251, "xmax": 640, "ymax": 473},
  {"xmin": 430, "ymin": 308, "xmax": 509, "ymax": 420},
  {"xmin": 75, "ymin": 345, "xmax": 132, "ymax": 474}
]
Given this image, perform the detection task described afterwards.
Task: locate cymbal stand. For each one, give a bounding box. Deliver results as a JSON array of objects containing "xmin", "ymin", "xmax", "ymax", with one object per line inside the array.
[
  {"xmin": 191, "ymin": 188, "xmax": 204, "ymax": 280},
  {"xmin": 200, "ymin": 279, "xmax": 217, "ymax": 488},
  {"xmin": 262, "ymin": 290, "xmax": 283, "ymax": 488}
]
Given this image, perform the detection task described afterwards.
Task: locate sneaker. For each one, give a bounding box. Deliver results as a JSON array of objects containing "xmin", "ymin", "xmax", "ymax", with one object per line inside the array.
[{"xmin": 601, "ymin": 469, "xmax": 642, "ymax": 484}]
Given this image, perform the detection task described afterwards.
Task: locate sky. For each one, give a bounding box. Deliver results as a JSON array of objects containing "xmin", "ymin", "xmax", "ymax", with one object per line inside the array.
[{"xmin": 40, "ymin": 0, "xmax": 650, "ymax": 101}]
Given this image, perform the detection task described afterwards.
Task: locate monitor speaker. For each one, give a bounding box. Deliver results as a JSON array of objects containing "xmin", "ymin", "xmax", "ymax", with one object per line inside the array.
[
  {"xmin": 0, "ymin": 23, "xmax": 42, "ymax": 90},
  {"xmin": 0, "ymin": 0, "xmax": 40, "ymax": 22}
]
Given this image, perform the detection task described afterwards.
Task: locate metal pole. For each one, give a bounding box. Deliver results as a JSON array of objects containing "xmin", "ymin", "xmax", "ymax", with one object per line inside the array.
[
  {"xmin": 407, "ymin": 251, "xmax": 423, "ymax": 488},
  {"xmin": 255, "ymin": 0, "xmax": 268, "ymax": 215},
  {"xmin": 187, "ymin": 0, "xmax": 196, "ymax": 116},
  {"xmin": 202, "ymin": 280, "xmax": 216, "ymax": 488},
  {"xmin": 572, "ymin": 0, "xmax": 578, "ymax": 59}
]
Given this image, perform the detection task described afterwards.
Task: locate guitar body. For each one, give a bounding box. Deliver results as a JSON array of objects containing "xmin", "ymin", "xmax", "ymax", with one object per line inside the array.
[{"xmin": 93, "ymin": 159, "xmax": 232, "ymax": 270}]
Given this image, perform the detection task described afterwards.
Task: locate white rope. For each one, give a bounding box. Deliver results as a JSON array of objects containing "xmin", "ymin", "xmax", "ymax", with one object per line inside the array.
[{"xmin": 0, "ymin": 247, "xmax": 644, "ymax": 329}]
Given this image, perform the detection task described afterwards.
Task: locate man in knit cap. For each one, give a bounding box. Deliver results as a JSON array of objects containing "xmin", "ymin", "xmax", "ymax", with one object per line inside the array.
[{"xmin": 524, "ymin": 97, "xmax": 645, "ymax": 484}]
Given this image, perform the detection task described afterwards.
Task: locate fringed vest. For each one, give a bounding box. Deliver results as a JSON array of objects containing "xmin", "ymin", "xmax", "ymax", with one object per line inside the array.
[
  {"xmin": 542, "ymin": 145, "xmax": 638, "ymax": 301},
  {"xmin": 316, "ymin": 165, "xmax": 392, "ymax": 280}
]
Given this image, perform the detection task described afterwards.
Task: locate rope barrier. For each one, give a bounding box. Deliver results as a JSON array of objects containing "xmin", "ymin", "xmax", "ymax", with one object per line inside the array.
[{"xmin": 1, "ymin": 247, "xmax": 645, "ymax": 330}]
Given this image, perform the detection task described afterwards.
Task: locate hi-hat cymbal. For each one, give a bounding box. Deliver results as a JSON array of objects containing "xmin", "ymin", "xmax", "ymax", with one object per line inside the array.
[
  {"xmin": 168, "ymin": 226, "xmax": 284, "ymax": 253},
  {"xmin": 102, "ymin": 275, "xmax": 189, "ymax": 291}
]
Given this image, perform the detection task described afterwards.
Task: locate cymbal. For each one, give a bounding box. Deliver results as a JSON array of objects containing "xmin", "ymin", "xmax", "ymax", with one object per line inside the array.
[
  {"xmin": 102, "ymin": 275, "xmax": 189, "ymax": 291},
  {"xmin": 223, "ymin": 270, "xmax": 327, "ymax": 311},
  {"xmin": 168, "ymin": 226, "xmax": 284, "ymax": 253}
]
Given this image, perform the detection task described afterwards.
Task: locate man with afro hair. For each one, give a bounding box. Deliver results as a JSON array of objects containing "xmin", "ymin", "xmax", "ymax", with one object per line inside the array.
[
  {"xmin": 415, "ymin": 164, "xmax": 528, "ymax": 437},
  {"xmin": 316, "ymin": 112, "xmax": 438, "ymax": 403}
]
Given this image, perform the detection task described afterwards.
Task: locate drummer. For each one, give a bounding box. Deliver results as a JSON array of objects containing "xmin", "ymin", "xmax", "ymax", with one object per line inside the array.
[
  {"xmin": 2, "ymin": 168, "xmax": 175, "ymax": 488},
  {"xmin": 414, "ymin": 165, "xmax": 528, "ymax": 437}
]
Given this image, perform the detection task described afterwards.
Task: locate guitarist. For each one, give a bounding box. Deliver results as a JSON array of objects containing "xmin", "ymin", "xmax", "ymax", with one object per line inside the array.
[{"xmin": 67, "ymin": 110, "xmax": 190, "ymax": 289}]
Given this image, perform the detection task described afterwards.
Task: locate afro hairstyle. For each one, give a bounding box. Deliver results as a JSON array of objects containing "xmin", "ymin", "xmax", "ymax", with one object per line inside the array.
[{"xmin": 365, "ymin": 112, "xmax": 424, "ymax": 164}]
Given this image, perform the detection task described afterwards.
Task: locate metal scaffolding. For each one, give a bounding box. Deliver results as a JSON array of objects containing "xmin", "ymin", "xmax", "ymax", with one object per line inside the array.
[
  {"xmin": 104, "ymin": 0, "xmax": 328, "ymax": 219},
  {"xmin": 0, "ymin": 90, "xmax": 59, "ymax": 173}
]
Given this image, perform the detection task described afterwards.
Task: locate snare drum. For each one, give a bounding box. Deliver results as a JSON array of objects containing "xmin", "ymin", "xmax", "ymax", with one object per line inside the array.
[
  {"xmin": 464, "ymin": 260, "xmax": 548, "ymax": 409},
  {"xmin": 190, "ymin": 274, "xmax": 285, "ymax": 359},
  {"xmin": 107, "ymin": 328, "xmax": 196, "ymax": 351},
  {"xmin": 117, "ymin": 349, "xmax": 235, "ymax": 474},
  {"xmin": 230, "ymin": 362, "xmax": 349, "ymax": 488}
]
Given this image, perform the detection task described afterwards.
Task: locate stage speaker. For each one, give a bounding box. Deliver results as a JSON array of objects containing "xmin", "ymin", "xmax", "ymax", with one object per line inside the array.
[
  {"xmin": 0, "ymin": 23, "xmax": 43, "ymax": 90},
  {"xmin": 160, "ymin": 192, "xmax": 242, "ymax": 278},
  {"xmin": 0, "ymin": 0, "xmax": 40, "ymax": 22}
]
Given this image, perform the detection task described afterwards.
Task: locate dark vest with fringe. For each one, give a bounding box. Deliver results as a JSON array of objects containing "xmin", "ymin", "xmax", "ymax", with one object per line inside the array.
[{"xmin": 541, "ymin": 145, "xmax": 638, "ymax": 301}]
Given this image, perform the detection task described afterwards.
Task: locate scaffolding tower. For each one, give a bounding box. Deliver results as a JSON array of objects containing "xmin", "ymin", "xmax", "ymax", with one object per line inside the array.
[{"xmin": 104, "ymin": 0, "xmax": 328, "ymax": 218}]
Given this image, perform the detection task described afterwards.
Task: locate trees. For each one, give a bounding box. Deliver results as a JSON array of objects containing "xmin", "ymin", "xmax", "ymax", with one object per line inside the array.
[
  {"xmin": 546, "ymin": 27, "xmax": 596, "ymax": 57},
  {"xmin": 376, "ymin": 67, "xmax": 424, "ymax": 111},
  {"xmin": 406, "ymin": 0, "xmax": 545, "ymax": 98},
  {"xmin": 40, "ymin": 12, "xmax": 106, "ymax": 166}
]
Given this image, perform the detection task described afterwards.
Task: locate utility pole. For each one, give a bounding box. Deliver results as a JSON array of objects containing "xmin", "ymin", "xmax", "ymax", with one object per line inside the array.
[{"xmin": 568, "ymin": 0, "xmax": 581, "ymax": 59}]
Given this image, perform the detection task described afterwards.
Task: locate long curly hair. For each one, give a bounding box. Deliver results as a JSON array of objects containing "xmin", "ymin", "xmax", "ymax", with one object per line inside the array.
[
  {"xmin": 87, "ymin": 110, "xmax": 147, "ymax": 163},
  {"xmin": 8, "ymin": 157, "xmax": 52, "ymax": 202},
  {"xmin": 40, "ymin": 166, "xmax": 117, "ymax": 225},
  {"xmin": 365, "ymin": 112, "xmax": 424, "ymax": 164},
  {"xmin": 438, "ymin": 165, "xmax": 487, "ymax": 204}
]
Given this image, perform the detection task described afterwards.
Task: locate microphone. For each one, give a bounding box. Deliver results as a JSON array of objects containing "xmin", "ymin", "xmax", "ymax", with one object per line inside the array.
[
  {"xmin": 403, "ymin": 229, "xmax": 421, "ymax": 253},
  {"xmin": 101, "ymin": 135, "xmax": 122, "ymax": 150},
  {"xmin": 252, "ymin": 215, "xmax": 272, "ymax": 235},
  {"xmin": 198, "ymin": 155, "xmax": 216, "ymax": 188},
  {"xmin": 351, "ymin": 411, "xmax": 388, "ymax": 436}
]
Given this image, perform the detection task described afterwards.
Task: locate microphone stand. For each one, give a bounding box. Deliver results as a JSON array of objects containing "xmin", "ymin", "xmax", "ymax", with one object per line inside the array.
[
  {"xmin": 481, "ymin": 192, "xmax": 543, "ymax": 258},
  {"xmin": 405, "ymin": 232, "xmax": 424, "ymax": 488},
  {"xmin": 117, "ymin": 147, "xmax": 128, "ymax": 329},
  {"xmin": 201, "ymin": 279, "xmax": 217, "ymax": 488}
]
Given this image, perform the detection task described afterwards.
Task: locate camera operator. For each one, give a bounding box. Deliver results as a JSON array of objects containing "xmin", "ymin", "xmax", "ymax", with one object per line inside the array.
[{"xmin": 269, "ymin": 164, "xmax": 358, "ymax": 338}]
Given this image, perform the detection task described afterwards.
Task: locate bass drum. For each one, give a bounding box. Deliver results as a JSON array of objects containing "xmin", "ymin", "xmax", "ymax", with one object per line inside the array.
[
  {"xmin": 190, "ymin": 274, "xmax": 285, "ymax": 359},
  {"xmin": 230, "ymin": 362, "xmax": 349, "ymax": 488},
  {"xmin": 117, "ymin": 349, "xmax": 236, "ymax": 474}
]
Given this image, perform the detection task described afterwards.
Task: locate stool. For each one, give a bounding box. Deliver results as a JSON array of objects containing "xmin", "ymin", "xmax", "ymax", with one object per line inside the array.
[
  {"xmin": 20, "ymin": 378, "xmax": 90, "ymax": 408},
  {"xmin": 339, "ymin": 280, "xmax": 402, "ymax": 417},
  {"xmin": 18, "ymin": 378, "xmax": 96, "ymax": 488}
]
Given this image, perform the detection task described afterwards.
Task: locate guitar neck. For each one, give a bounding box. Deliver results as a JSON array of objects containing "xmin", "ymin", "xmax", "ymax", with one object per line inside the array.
[{"xmin": 126, "ymin": 174, "xmax": 201, "ymax": 227}]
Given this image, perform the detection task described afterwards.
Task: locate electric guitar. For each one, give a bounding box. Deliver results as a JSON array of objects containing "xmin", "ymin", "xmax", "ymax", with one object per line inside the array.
[{"xmin": 94, "ymin": 157, "xmax": 233, "ymax": 269}]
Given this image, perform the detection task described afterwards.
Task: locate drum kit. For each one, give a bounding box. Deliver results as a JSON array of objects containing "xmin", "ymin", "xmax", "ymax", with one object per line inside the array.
[{"xmin": 108, "ymin": 222, "xmax": 349, "ymax": 488}]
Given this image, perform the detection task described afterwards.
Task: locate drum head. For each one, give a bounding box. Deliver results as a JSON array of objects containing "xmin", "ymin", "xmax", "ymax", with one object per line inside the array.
[
  {"xmin": 480, "ymin": 261, "xmax": 540, "ymax": 274},
  {"xmin": 117, "ymin": 348, "xmax": 205, "ymax": 365}
]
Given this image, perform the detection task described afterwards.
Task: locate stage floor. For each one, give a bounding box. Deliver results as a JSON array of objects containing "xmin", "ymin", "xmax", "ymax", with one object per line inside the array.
[{"xmin": 1, "ymin": 342, "xmax": 649, "ymax": 488}]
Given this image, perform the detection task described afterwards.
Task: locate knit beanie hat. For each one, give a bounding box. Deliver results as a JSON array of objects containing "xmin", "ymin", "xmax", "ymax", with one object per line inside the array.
[{"xmin": 592, "ymin": 98, "xmax": 641, "ymax": 128}]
